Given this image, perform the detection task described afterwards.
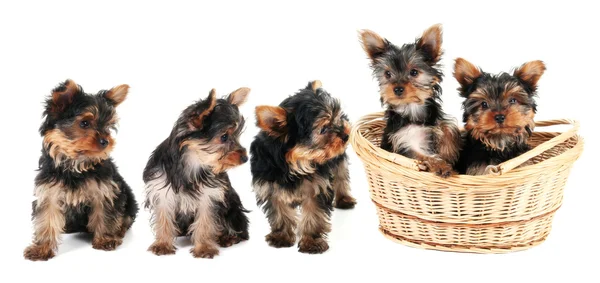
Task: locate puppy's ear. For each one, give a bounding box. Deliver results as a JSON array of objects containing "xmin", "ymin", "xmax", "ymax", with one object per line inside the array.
[
  {"xmin": 305, "ymin": 80, "xmax": 322, "ymax": 94},
  {"xmin": 416, "ymin": 24, "xmax": 443, "ymax": 64},
  {"xmin": 50, "ymin": 79, "xmax": 81, "ymax": 113},
  {"xmin": 359, "ymin": 29, "xmax": 389, "ymax": 61},
  {"xmin": 104, "ymin": 84, "xmax": 129, "ymax": 106},
  {"xmin": 227, "ymin": 87, "xmax": 250, "ymax": 107},
  {"xmin": 454, "ymin": 58, "xmax": 482, "ymax": 96},
  {"xmin": 514, "ymin": 60, "xmax": 546, "ymax": 94},
  {"xmin": 190, "ymin": 89, "xmax": 217, "ymax": 129},
  {"xmin": 255, "ymin": 105, "xmax": 287, "ymax": 138},
  {"xmin": 311, "ymin": 80, "xmax": 322, "ymax": 93}
]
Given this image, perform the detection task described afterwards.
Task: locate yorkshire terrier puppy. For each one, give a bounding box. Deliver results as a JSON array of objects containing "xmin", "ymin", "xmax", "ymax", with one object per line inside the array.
[
  {"xmin": 143, "ymin": 87, "xmax": 250, "ymax": 259},
  {"xmin": 250, "ymin": 81, "xmax": 355, "ymax": 254},
  {"xmin": 24, "ymin": 79, "xmax": 138, "ymax": 261},
  {"xmin": 454, "ymin": 58, "xmax": 546, "ymax": 175},
  {"xmin": 359, "ymin": 25, "xmax": 461, "ymax": 177}
]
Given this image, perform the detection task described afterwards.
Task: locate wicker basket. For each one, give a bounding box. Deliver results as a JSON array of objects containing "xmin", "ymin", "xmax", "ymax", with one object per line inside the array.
[{"xmin": 350, "ymin": 112, "xmax": 584, "ymax": 253}]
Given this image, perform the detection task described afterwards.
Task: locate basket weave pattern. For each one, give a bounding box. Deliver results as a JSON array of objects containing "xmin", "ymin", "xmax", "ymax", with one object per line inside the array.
[{"xmin": 350, "ymin": 112, "xmax": 583, "ymax": 253}]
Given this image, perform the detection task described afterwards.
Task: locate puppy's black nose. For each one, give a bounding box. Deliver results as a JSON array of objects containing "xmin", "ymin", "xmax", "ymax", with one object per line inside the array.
[
  {"xmin": 393, "ymin": 87, "xmax": 404, "ymax": 96},
  {"xmin": 341, "ymin": 134, "xmax": 349, "ymax": 143},
  {"xmin": 99, "ymin": 138, "xmax": 109, "ymax": 148},
  {"xmin": 495, "ymin": 114, "xmax": 506, "ymax": 124},
  {"xmin": 240, "ymin": 155, "xmax": 248, "ymax": 163}
]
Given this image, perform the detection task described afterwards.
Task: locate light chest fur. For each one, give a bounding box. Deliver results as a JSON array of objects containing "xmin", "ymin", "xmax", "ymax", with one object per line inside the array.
[
  {"xmin": 389, "ymin": 124, "xmax": 433, "ymax": 156},
  {"xmin": 35, "ymin": 179, "xmax": 119, "ymax": 209},
  {"xmin": 144, "ymin": 174, "xmax": 225, "ymax": 216}
]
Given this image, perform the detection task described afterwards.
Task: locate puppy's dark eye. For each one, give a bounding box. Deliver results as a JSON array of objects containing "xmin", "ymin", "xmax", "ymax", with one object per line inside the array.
[
  {"xmin": 509, "ymin": 98, "xmax": 517, "ymax": 104},
  {"xmin": 320, "ymin": 127, "xmax": 327, "ymax": 134},
  {"xmin": 384, "ymin": 71, "xmax": 392, "ymax": 79},
  {"xmin": 410, "ymin": 69, "xmax": 419, "ymax": 77},
  {"xmin": 220, "ymin": 134, "xmax": 229, "ymax": 143},
  {"xmin": 481, "ymin": 101, "xmax": 489, "ymax": 109},
  {"xmin": 79, "ymin": 120, "xmax": 90, "ymax": 129}
]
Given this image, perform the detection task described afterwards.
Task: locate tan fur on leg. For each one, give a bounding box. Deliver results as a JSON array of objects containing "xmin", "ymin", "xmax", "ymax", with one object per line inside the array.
[
  {"xmin": 265, "ymin": 191, "xmax": 298, "ymax": 248},
  {"xmin": 24, "ymin": 185, "xmax": 65, "ymax": 261},
  {"xmin": 148, "ymin": 208, "xmax": 178, "ymax": 255},
  {"xmin": 145, "ymin": 176, "xmax": 180, "ymax": 256},
  {"xmin": 24, "ymin": 203, "xmax": 63, "ymax": 261},
  {"xmin": 84, "ymin": 179, "xmax": 122, "ymax": 251},
  {"xmin": 332, "ymin": 159, "xmax": 356, "ymax": 209},
  {"xmin": 298, "ymin": 177, "xmax": 331, "ymax": 254},
  {"xmin": 298, "ymin": 196, "xmax": 331, "ymax": 237},
  {"xmin": 188, "ymin": 186, "xmax": 224, "ymax": 259},
  {"xmin": 117, "ymin": 216, "xmax": 133, "ymax": 238},
  {"xmin": 254, "ymin": 181, "xmax": 298, "ymax": 248},
  {"xmin": 434, "ymin": 120, "xmax": 461, "ymax": 166}
]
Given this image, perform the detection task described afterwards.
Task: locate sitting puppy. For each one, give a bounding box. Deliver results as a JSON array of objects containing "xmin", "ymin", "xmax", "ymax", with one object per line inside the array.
[
  {"xmin": 250, "ymin": 81, "xmax": 355, "ymax": 254},
  {"xmin": 453, "ymin": 58, "xmax": 546, "ymax": 175},
  {"xmin": 143, "ymin": 87, "xmax": 250, "ymax": 258},
  {"xmin": 24, "ymin": 79, "xmax": 138, "ymax": 261},
  {"xmin": 359, "ymin": 25, "xmax": 461, "ymax": 177}
]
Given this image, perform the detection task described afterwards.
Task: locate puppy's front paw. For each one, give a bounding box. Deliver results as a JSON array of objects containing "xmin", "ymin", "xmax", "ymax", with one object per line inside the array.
[
  {"xmin": 433, "ymin": 161, "xmax": 455, "ymax": 178},
  {"xmin": 421, "ymin": 158, "xmax": 455, "ymax": 178},
  {"xmin": 265, "ymin": 231, "xmax": 295, "ymax": 248},
  {"xmin": 298, "ymin": 237, "xmax": 329, "ymax": 254},
  {"xmin": 148, "ymin": 242, "xmax": 176, "ymax": 256},
  {"xmin": 218, "ymin": 234, "xmax": 246, "ymax": 247},
  {"xmin": 24, "ymin": 244, "xmax": 55, "ymax": 261},
  {"xmin": 92, "ymin": 237, "xmax": 122, "ymax": 251},
  {"xmin": 190, "ymin": 245, "xmax": 219, "ymax": 259},
  {"xmin": 334, "ymin": 196, "xmax": 357, "ymax": 209}
]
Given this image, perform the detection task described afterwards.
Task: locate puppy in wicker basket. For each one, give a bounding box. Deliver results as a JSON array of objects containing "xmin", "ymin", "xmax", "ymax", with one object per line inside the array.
[
  {"xmin": 250, "ymin": 81, "xmax": 355, "ymax": 254},
  {"xmin": 453, "ymin": 58, "xmax": 546, "ymax": 175},
  {"xmin": 143, "ymin": 87, "xmax": 250, "ymax": 258},
  {"xmin": 359, "ymin": 25, "xmax": 461, "ymax": 177}
]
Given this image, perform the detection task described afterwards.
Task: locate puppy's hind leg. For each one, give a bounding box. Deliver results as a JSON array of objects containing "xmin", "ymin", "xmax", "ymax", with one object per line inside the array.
[
  {"xmin": 88, "ymin": 197, "xmax": 123, "ymax": 251},
  {"xmin": 116, "ymin": 180, "xmax": 138, "ymax": 238},
  {"xmin": 256, "ymin": 183, "xmax": 298, "ymax": 248},
  {"xmin": 218, "ymin": 188, "xmax": 250, "ymax": 247}
]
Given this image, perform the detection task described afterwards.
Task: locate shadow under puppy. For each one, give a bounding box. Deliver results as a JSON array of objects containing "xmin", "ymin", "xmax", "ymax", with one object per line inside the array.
[
  {"xmin": 359, "ymin": 25, "xmax": 461, "ymax": 177},
  {"xmin": 143, "ymin": 87, "xmax": 250, "ymax": 258},
  {"xmin": 24, "ymin": 79, "xmax": 138, "ymax": 261},
  {"xmin": 454, "ymin": 58, "xmax": 546, "ymax": 175},
  {"xmin": 250, "ymin": 81, "xmax": 355, "ymax": 254}
]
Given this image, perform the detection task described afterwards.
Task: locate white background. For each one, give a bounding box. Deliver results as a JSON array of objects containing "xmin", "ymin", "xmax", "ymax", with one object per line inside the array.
[{"xmin": 1, "ymin": 1, "xmax": 598, "ymax": 282}]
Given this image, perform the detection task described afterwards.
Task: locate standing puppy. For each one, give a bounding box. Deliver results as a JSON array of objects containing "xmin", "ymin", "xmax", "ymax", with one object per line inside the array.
[
  {"xmin": 24, "ymin": 79, "xmax": 138, "ymax": 261},
  {"xmin": 143, "ymin": 87, "xmax": 250, "ymax": 258},
  {"xmin": 250, "ymin": 81, "xmax": 355, "ymax": 254},
  {"xmin": 359, "ymin": 25, "xmax": 461, "ymax": 177},
  {"xmin": 454, "ymin": 58, "xmax": 545, "ymax": 175}
]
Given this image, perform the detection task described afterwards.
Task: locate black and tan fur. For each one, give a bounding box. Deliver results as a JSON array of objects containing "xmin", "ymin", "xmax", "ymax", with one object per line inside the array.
[
  {"xmin": 250, "ymin": 81, "xmax": 355, "ymax": 254},
  {"xmin": 454, "ymin": 58, "xmax": 545, "ymax": 175},
  {"xmin": 24, "ymin": 79, "xmax": 138, "ymax": 261},
  {"xmin": 359, "ymin": 25, "xmax": 461, "ymax": 177},
  {"xmin": 143, "ymin": 87, "xmax": 250, "ymax": 258}
]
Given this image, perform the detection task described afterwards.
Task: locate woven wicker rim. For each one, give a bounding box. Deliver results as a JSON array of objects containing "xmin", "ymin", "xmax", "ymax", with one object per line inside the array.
[{"xmin": 350, "ymin": 112, "xmax": 581, "ymax": 187}]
